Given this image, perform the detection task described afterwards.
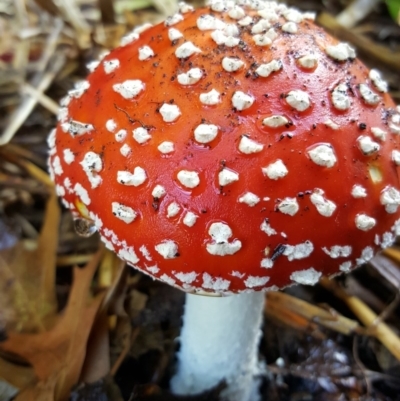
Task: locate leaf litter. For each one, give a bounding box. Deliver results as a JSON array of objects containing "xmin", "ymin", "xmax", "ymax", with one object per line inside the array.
[{"xmin": 1, "ymin": 0, "xmax": 400, "ymax": 400}]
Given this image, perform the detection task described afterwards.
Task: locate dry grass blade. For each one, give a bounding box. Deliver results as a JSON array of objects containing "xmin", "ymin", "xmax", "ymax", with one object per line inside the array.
[
  {"xmin": 0, "ymin": 147, "xmax": 54, "ymax": 188},
  {"xmin": 46, "ymin": 0, "xmax": 91, "ymax": 49},
  {"xmin": 320, "ymin": 277, "xmax": 400, "ymax": 361},
  {"xmin": 0, "ymin": 144, "xmax": 47, "ymax": 170},
  {"xmin": 267, "ymin": 291, "xmax": 360, "ymax": 336},
  {"xmin": 21, "ymin": 83, "xmax": 59, "ymax": 115},
  {"xmin": 17, "ymin": 159, "xmax": 54, "ymax": 188},
  {"xmin": 56, "ymin": 253, "xmax": 96, "ymax": 266},
  {"xmin": 0, "ymin": 53, "xmax": 65, "ymax": 146},
  {"xmin": 33, "ymin": 18, "xmax": 65, "ymax": 75},
  {"xmin": 266, "ymin": 292, "xmax": 324, "ymax": 336},
  {"xmin": 12, "ymin": 0, "xmax": 30, "ymax": 80}
]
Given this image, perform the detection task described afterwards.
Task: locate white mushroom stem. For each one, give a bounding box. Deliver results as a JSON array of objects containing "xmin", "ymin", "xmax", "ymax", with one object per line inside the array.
[
  {"xmin": 336, "ymin": 0, "xmax": 380, "ymax": 28},
  {"xmin": 170, "ymin": 292, "xmax": 265, "ymax": 401}
]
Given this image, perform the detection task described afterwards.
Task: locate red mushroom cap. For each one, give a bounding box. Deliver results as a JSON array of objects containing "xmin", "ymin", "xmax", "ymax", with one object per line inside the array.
[{"xmin": 49, "ymin": 1, "xmax": 400, "ymax": 294}]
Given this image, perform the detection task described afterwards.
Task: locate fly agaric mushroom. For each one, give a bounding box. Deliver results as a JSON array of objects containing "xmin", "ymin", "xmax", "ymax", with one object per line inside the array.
[{"xmin": 48, "ymin": 1, "xmax": 400, "ymax": 400}]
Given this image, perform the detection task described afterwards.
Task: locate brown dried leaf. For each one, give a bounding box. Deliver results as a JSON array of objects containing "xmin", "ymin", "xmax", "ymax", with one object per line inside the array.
[
  {"xmin": 0, "ymin": 192, "xmax": 59, "ymax": 332},
  {"xmin": 0, "ymin": 357, "xmax": 35, "ymax": 390},
  {"xmin": 0, "ymin": 250, "xmax": 105, "ymax": 401},
  {"xmin": 14, "ymin": 374, "xmax": 58, "ymax": 401}
]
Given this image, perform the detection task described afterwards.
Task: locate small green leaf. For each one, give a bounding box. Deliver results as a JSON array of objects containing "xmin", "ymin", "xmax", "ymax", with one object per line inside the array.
[{"xmin": 386, "ymin": 0, "xmax": 400, "ymax": 24}]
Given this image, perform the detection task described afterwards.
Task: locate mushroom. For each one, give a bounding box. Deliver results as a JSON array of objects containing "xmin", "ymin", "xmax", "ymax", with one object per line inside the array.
[{"xmin": 48, "ymin": 1, "xmax": 400, "ymax": 400}]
